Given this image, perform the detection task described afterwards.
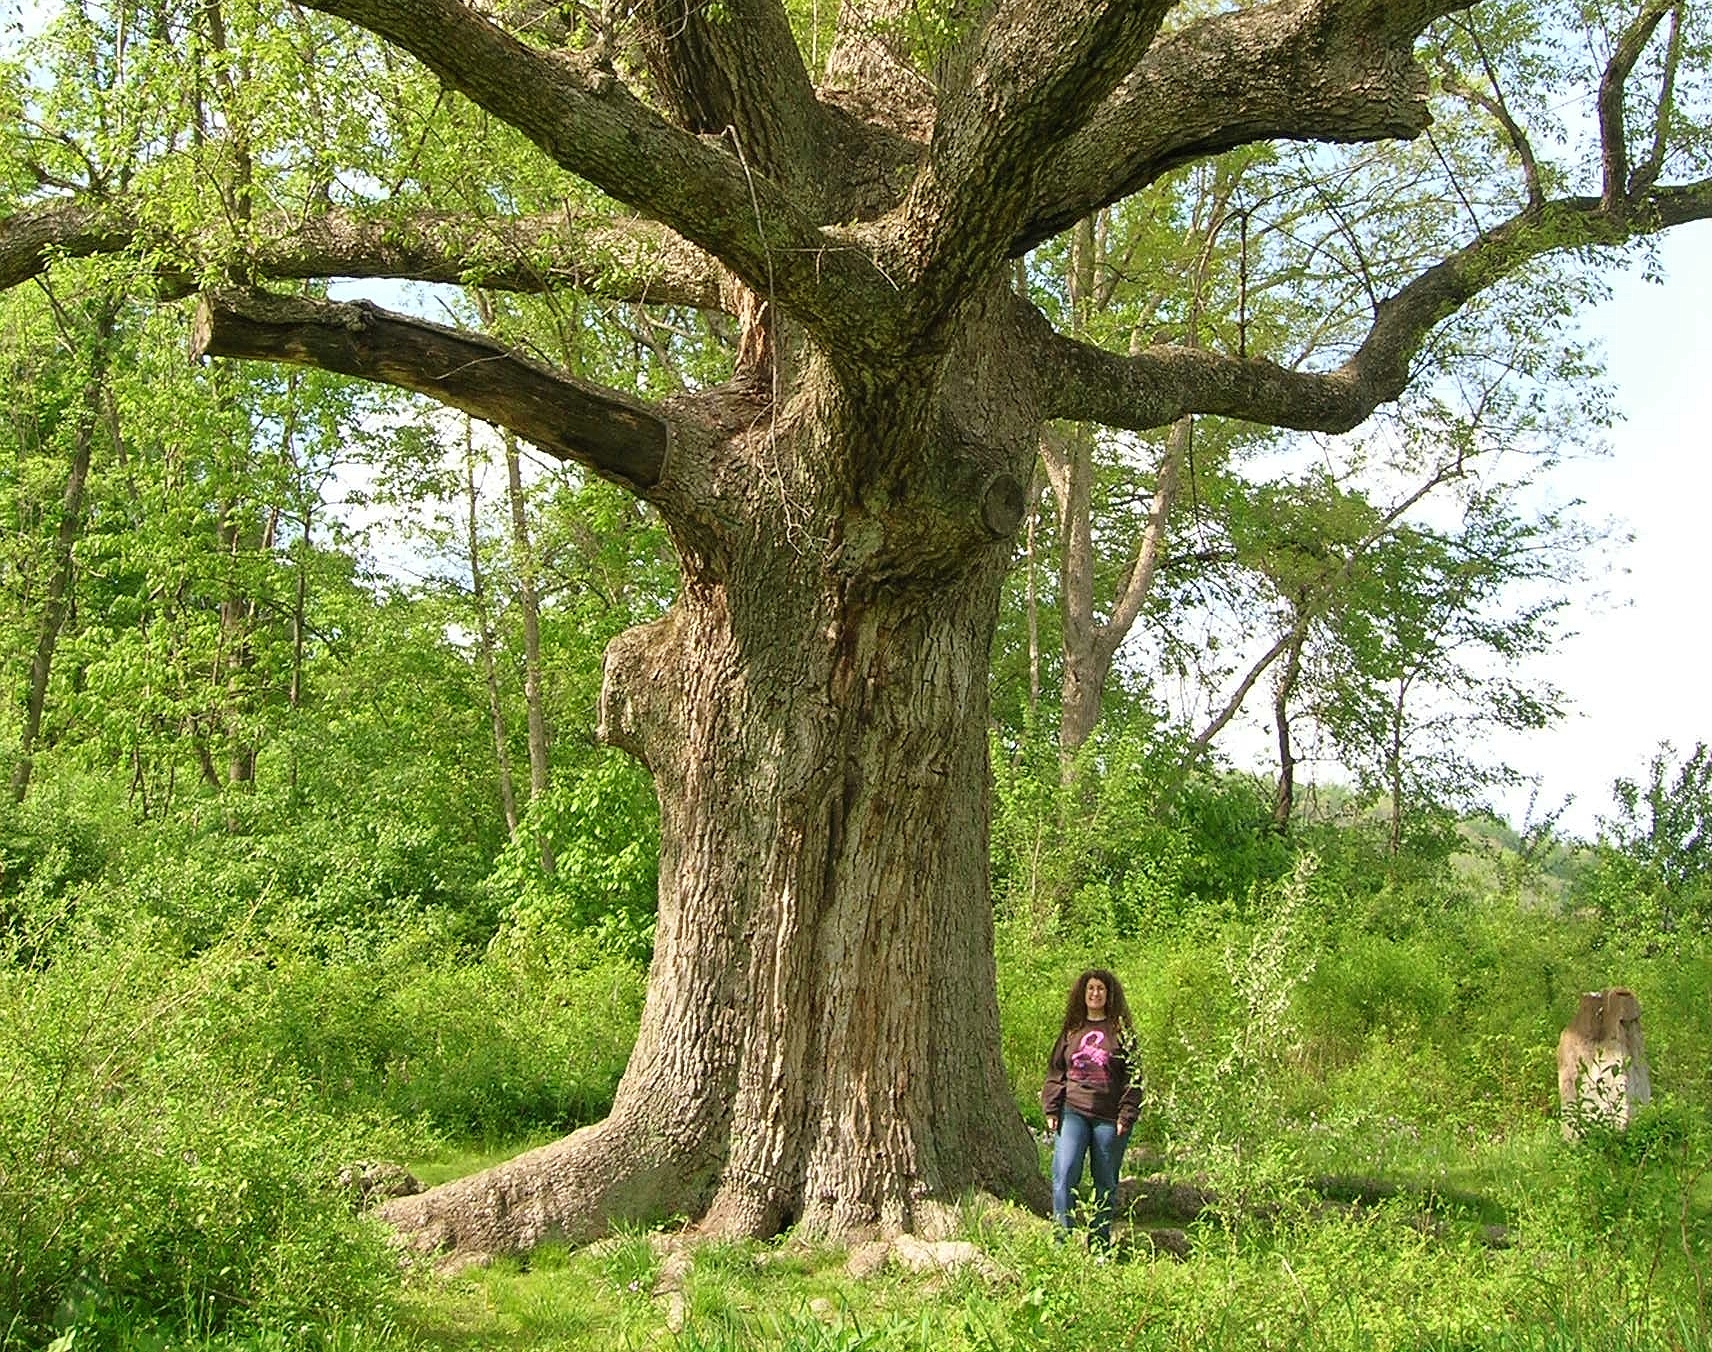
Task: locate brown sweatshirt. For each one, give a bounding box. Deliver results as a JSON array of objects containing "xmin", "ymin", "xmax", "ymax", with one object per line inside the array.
[{"xmin": 1041, "ymin": 1020, "xmax": 1142, "ymax": 1131}]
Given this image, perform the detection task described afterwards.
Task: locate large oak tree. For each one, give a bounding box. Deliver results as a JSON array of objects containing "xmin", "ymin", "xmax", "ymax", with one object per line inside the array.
[{"xmin": 4, "ymin": 0, "xmax": 1709, "ymax": 1260}]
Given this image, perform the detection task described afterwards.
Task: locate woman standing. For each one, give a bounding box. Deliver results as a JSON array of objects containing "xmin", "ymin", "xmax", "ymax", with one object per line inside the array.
[{"xmin": 1041, "ymin": 968, "xmax": 1142, "ymax": 1246}]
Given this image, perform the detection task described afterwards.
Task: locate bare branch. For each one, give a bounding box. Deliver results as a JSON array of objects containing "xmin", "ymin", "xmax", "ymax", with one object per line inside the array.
[
  {"xmin": 1015, "ymin": 0, "xmax": 1470, "ymax": 253},
  {"xmin": 1186, "ymin": 464, "xmax": 1454, "ymax": 760},
  {"xmin": 1189, "ymin": 621, "xmax": 1304, "ymax": 757},
  {"xmin": 274, "ymin": 211, "xmax": 726, "ymax": 308},
  {"xmin": 191, "ymin": 288, "xmax": 670, "ymax": 493},
  {"xmin": 1032, "ymin": 181, "xmax": 1712, "ymax": 435},
  {"xmin": 1437, "ymin": 53, "xmax": 1544, "ymax": 210}
]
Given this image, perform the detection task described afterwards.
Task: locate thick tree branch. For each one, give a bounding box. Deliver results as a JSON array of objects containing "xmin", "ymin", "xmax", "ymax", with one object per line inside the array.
[
  {"xmin": 821, "ymin": 0, "xmax": 935, "ymax": 139},
  {"xmin": 1033, "ymin": 181, "xmax": 1712, "ymax": 435},
  {"xmin": 1598, "ymin": 0, "xmax": 1677, "ymax": 209},
  {"xmin": 1015, "ymin": 0, "xmax": 1470, "ymax": 254},
  {"xmin": 1, "ymin": 198, "xmax": 725, "ymax": 309},
  {"xmin": 0, "ymin": 200, "xmax": 131, "ymax": 293},
  {"xmin": 292, "ymin": 0, "xmax": 901, "ymax": 350},
  {"xmin": 635, "ymin": 0, "xmax": 825, "ymax": 191},
  {"xmin": 191, "ymin": 289, "xmax": 671, "ymax": 493},
  {"xmin": 900, "ymin": 0, "xmax": 1171, "ymax": 323},
  {"xmin": 273, "ymin": 211, "xmax": 726, "ymax": 308}
]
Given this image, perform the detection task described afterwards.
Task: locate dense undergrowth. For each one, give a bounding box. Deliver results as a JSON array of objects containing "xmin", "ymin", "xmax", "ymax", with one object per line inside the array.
[{"xmin": 3, "ymin": 753, "xmax": 1710, "ymax": 1350}]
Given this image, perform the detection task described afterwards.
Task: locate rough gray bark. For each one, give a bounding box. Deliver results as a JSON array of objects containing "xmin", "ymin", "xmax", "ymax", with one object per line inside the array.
[{"xmin": 380, "ymin": 290, "xmax": 1047, "ymax": 1253}]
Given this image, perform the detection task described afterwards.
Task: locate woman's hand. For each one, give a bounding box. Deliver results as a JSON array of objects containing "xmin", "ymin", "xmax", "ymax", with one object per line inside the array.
[{"xmin": 1045, "ymin": 1115, "xmax": 1059, "ymax": 1135}]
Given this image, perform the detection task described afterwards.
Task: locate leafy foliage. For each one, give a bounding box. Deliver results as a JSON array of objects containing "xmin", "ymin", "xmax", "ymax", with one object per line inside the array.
[
  {"xmin": 0, "ymin": 927, "xmax": 403, "ymax": 1347},
  {"xmin": 1579, "ymin": 741, "xmax": 1712, "ymax": 943}
]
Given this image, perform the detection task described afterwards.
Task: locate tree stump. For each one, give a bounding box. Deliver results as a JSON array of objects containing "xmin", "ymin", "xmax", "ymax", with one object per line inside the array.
[{"xmin": 1557, "ymin": 988, "xmax": 1652, "ymax": 1138}]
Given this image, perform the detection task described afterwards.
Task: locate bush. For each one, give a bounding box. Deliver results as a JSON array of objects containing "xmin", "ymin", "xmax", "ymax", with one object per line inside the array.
[
  {"xmin": 0, "ymin": 928, "xmax": 402, "ymax": 1348},
  {"xmin": 0, "ymin": 769, "xmax": 129, "ymax": 958},
  {"xmin": 490, "ymin": 752, "xmax": 662, "ymax": 965},
  {"xmin": 206, "ymin": 922, "xmax": 646, "ymax": 1141}
]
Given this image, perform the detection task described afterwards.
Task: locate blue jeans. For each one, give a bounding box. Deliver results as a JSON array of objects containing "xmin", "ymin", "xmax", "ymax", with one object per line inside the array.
[{"xmin": 1051, "ymin": 1107, "xmax": 1126, "ymax": 1244}]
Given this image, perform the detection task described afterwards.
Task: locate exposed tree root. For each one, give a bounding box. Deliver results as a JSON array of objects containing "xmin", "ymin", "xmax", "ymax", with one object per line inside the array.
[
  {"xmin": 373, "ymin": 1118, "xmax": 1046, "ymax": 1264},
  {"xmin": 374, "ymin": 1117, "xmax": 709, "ymax": 1263}
]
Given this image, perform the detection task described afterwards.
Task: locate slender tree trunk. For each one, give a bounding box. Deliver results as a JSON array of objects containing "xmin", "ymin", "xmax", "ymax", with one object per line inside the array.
[
  {"xmin": 11, "ymin": 306, "xmax": 114, "ymax": 802},
  {"xmin": 1056, "ymin": 216, "xmax": 1101, "ymax": 777},
  {"xmin": 502, "ymin": 427, "xmax": 554, "ymax": 872},
  {"xmin": 217, "ymin": 505, "xmax": 261, "ymax": 789},
  {"xmin": 1057, "ymin": 414, "xmax": 1187, "ymax": 766},
  {"xmin": 466, "ymin": 430, "xmax": 520, "ymax": 837},
  {"xmin": 1024, "ymin": 473, "xmax": 1041, "ymax": 719},
  {"xmin": 1270, "ymin": 608, "xmax": 1307, "ymax": 834},
  {"xmin": 285, "ymin": 375, "xmax": 308, "ymax": 718},
  {"xmin": 1056, "ymin": 424, "xmax": 1102, "ymax": 772},
  {"xmin": 1388, "ymin": 677, "xmax": 1407, "ymax": 856},
  {"xmin": 1049, "ymin": 183, "xmax": 1223, "ymax": 772},
  {"xmin": 284, "ymin": 380, "xmax": 311, "ymax": 802}
]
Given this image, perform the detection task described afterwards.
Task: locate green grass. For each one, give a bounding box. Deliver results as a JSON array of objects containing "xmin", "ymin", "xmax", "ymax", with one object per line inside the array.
[
  {"xmin": 409, "ymin": 1136, "xmax": 563, "ymax": 1189},
  {"xmin": 10, "ymin": 866, "xmax": 1712, "ymax": 1350},
  {"xmin": 346, "ymin": 1118, "xmax": 1712, "ymax": 1352}
]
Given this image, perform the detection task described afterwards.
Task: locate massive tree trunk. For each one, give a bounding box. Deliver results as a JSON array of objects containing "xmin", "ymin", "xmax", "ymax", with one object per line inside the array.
[{"xmin": 377, "ymin": 306, "xmax": 1045, "ymax": 1253}]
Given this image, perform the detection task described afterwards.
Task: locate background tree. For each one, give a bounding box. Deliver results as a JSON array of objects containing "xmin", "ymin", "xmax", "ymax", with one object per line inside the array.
[
  {"xmin": 1303, "ymin": 486, "xmax": 1583, "ymax": 855},
  {"xmin": 1579, "ymin": 740, "xmax": 1712, "ymax": 939}
]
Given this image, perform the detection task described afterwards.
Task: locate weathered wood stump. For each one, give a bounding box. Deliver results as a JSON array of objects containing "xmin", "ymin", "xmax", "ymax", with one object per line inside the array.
[{"xmin": 1557, "ymin": 988, "xmax": 1652, "ymax": 1138}]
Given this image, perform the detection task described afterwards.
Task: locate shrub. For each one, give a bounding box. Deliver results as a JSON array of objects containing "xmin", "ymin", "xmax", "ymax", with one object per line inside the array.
[
  {"xmin": 489, "ymin": 752, "xmax": 662, "ymax": 965},
  {"xmin": 0, "ymin": 928, "xmax": 402, "ymax": 1348},
  {"xmin": 228, "ymin": 923, "xmax": 646, "ymax": 1139}
]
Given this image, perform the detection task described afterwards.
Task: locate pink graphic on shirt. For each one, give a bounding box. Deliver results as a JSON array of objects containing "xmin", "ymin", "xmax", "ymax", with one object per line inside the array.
[{"xmin": 1069, "ymin": 1027, "xmax": 1111, "ymax": 1090}]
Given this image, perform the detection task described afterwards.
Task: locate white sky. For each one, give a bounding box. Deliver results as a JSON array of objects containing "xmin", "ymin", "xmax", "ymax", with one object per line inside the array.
[{"xmin": 1482, "ymin": 222, "xmax": 1712, "ymax": 836}]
